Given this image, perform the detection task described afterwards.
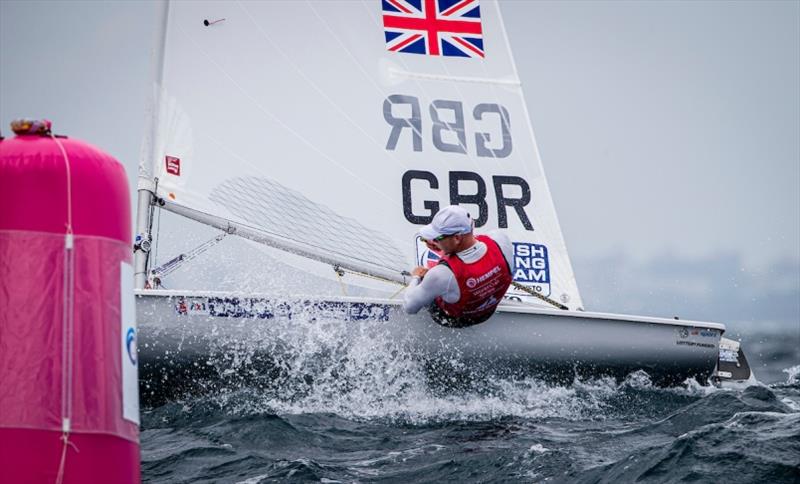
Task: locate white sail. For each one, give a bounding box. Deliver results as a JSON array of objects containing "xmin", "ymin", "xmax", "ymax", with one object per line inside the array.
[{"xmin": 138, "ymin": 0, "xmax": 583, "ymax": 308}]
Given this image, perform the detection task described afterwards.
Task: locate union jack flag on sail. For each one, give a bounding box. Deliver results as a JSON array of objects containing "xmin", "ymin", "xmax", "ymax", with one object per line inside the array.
[{"xmin": 382, "ymin": 0, "xmax": 484, "ymax": 58}]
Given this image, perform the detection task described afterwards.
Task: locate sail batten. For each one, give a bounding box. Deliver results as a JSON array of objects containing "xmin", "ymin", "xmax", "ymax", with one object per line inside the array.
[
  {"xmin": 388, "ymin": 67, "xmax": 521, "ymax": 86},
  {"xmin": 140, "ymin": 0, "xmax": 584, "ymax": 307}
]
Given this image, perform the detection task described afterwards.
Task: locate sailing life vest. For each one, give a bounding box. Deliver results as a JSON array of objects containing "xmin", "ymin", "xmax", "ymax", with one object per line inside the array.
[{"xmin": 434, "ymin": 235, "xmax": 512, "ymax": 324}]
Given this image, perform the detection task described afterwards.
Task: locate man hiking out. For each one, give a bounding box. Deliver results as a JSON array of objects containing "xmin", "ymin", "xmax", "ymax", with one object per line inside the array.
[{"xmin": 403, "ymin": 205, "xmax": 513, "ymax": 327}]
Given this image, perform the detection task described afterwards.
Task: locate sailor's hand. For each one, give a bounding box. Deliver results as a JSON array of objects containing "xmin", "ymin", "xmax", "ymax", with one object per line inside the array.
[{"xmin": 411, "ymin": 266, "xmax": 429, "ymax": 278}]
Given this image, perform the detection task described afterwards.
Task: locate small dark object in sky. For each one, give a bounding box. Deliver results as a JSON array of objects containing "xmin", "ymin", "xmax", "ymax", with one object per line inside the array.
[{"xmin": 203, "ymin": 18, "xmax": 225, "ymax": 27}]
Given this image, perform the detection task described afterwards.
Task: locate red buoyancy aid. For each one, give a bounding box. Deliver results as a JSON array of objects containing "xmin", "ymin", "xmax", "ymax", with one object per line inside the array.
[{"xmin": 434, "ymin": 234, "xmax": 513, "ymax": 322}]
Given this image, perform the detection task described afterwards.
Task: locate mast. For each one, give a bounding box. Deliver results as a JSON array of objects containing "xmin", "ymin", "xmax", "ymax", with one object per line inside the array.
[{"xmin": 134, "ymin": 0, "xmax": 170, "ymax": 289}]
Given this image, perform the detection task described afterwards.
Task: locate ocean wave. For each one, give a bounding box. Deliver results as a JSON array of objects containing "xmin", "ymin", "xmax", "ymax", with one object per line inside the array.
[
  {"xmin": 570, "ymin": 405, "xmax": 800, "ymax": 483},
  {"xmin": 140, "ymin": 314, "xmax": 799, "ymax": 482}
]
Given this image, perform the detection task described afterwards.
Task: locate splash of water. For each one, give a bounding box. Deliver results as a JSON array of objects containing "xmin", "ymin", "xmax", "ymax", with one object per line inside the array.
[
  {"xmin": 144, "ymin": 311, "xmax": 731, "ymax": 424},
  {"xmin": 783, "ymin": 365, "xmax": 800, "ymax": 385}
]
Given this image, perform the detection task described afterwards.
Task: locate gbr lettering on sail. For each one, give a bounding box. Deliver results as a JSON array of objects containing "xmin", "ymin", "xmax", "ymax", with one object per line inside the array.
[{"xmin": 384, "ymin": 95, "xmax": 532, "ymax": 230}]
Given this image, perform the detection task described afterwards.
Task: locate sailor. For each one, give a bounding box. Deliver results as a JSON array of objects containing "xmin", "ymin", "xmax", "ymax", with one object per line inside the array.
[{"xmin": 403, "ymin": 205, "xmax": 514, "ymax": 327}]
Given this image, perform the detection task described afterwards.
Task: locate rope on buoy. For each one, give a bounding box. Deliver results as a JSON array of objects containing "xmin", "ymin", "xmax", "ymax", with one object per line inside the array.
[
  {"xmin": 54, "ymin": 422, "xmax": 79, "ymax": 484},
  {"xmin": 49, "ymin": 127, "xmax": 78, "ymax": 484}
]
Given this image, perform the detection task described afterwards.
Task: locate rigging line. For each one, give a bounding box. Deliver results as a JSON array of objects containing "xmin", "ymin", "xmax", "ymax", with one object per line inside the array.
[
  {"xmin": 236, "ymin": 0, "xmax": 412, "ymax": 177},
  {"xmin": 164, "ymin": 199, "xmax": 409, "ymax": 275},
  {"xmin": 510, "ymin": 281, "xmax": 568, "ymax": 311},
  {"xmin": 153, "ymin": 205, "xmax": 162, "ymax": 269},
  {"xmin": 146, "ymin": 178, "xmax": 158, "ymax": 278},
  {"xmin": 337, "ymin": 266, "xmax": 407, "ymax": 287},
  {"xmin": 389, "ymin": 284, "xmax": 407, "ymax": 300},
  {"xmin": 173, "ymin": 22, "xmax": 398, "ymax": 207}
]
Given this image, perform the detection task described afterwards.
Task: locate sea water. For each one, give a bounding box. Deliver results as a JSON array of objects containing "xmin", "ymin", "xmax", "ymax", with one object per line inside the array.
[{"xmin": 140, "ymin": 319, "xmax": 799, "ymax": 483}]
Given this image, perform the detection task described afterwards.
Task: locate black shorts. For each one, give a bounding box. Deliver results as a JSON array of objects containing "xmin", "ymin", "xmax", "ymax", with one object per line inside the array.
[{"xmin": 427, "ymin": 303, "xmax": 495, "ymax": 328}]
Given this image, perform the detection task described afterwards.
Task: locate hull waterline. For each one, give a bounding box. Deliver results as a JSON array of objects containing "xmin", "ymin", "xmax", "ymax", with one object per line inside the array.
[{"xmin": 136, "ymin": 290, "xmax": 742, "ymax": 393}]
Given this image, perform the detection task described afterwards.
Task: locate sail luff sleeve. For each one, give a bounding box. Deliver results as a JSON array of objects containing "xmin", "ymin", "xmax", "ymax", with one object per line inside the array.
[{"xmin": 138, "ymin": 0, "xmax": 171, "ymax": 188}]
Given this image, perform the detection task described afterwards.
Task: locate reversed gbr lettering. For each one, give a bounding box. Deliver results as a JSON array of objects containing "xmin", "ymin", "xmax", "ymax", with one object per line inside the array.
[{"xmin": 384, "ymin": 95, "xmax": 511, "ymax": 157}]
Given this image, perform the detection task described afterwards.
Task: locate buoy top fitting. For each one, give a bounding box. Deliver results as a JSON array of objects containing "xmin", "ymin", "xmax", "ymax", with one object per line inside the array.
[{"xmin": 11, "ymin": 118, "xmax": 52, "ymax": 136}]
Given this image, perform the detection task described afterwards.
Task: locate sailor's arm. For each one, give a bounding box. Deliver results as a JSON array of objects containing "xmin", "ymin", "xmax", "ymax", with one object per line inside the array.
[
  {"xmin": 487, "ymin": 230, "xmax": 514, "ymax": 267},
  {"xmin": 402, "ymin": 265, "xmax": 456, "ymax": 314}
]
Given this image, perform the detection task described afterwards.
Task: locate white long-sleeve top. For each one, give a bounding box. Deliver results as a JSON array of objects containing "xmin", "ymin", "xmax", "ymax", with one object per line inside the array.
[{"xmin": 402, "ymin": 231, "xmax": 514, "ymax": 314}]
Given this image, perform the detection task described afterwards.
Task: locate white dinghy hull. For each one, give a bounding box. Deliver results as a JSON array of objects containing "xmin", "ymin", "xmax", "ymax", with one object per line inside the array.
[{"xmin": 136, "ymin": 290, "xmax": 743, "ymax": 388}]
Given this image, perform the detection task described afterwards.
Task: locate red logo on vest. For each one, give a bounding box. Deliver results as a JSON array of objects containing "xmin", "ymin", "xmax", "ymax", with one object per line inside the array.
[{"xmin": 165, "ymin": 156, "xmax": 181, "ymax": 176}]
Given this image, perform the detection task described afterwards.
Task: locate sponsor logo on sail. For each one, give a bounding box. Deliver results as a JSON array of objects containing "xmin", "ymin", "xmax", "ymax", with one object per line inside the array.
[
  {"xmin": 512, "ymin": 242, "xmax": 551, "ymax": 297},
  {"xmin": 165, "ymin": 155, "xmax": 181, "ymax": 176}
]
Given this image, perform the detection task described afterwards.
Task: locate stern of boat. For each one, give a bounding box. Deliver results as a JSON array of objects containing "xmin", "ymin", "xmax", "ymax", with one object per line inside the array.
[{"xmin": 711, "ymin": 337, "xmax": 754, "ymax": 386}]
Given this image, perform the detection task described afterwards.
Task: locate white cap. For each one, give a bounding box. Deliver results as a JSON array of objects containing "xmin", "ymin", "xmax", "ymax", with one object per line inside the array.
[{"xmin": 419, "ymin": 205, "xmax": 473, "ymax": 240}]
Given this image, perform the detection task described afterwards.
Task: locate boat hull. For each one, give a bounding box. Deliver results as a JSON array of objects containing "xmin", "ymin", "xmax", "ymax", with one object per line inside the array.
[{"xmin": 136, "ymin": 290, "xmax": 728, "ymax": 389}]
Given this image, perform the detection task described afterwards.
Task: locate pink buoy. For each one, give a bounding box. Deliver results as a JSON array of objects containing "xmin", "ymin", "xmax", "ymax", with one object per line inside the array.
[{"xmin": 0, "ymin": 121, "xmax": 140, "ymax": 483}]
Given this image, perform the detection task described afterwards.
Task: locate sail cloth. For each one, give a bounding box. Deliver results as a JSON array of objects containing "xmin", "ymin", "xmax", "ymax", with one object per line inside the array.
[{"xmin": 139, "ymin": 0, "xmax": 583, "ymax": 308}]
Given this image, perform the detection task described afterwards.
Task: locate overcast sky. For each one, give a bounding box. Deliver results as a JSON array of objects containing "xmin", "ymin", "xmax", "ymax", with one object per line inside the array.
[{"xmin": 2, "ymin": 0, "xmax": 798, "ymax": 325}]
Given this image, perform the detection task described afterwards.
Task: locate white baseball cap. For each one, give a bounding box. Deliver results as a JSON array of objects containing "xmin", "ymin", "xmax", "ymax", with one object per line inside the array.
[{"xmin": 419, "ymin": 205, "xmax": 473, "ymax": 240}]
